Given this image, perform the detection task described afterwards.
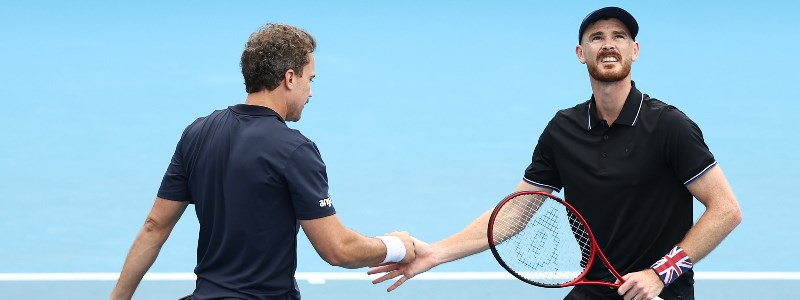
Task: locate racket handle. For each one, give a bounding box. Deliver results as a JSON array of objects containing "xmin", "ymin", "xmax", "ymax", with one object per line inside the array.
[{"xmin": 654, "ymin": 296, "xmax": 664, "ymax": 300}]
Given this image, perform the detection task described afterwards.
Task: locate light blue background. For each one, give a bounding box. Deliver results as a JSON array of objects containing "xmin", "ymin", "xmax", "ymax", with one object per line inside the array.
[{"xmin": 1, "ymin": 0, "xmax": 798, "ymax": 281}]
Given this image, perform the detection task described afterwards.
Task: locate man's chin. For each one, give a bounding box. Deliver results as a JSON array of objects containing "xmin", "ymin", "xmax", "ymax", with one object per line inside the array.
[
  {"xmin": 590, "ymin": 70, "xmax": 628, "ymax": 82},
  {"xmin": 588, "ymin": 63, "xmax": 631, "ymax": 82}
]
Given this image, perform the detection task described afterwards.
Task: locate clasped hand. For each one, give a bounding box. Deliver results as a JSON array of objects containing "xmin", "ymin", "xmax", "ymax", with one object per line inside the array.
[{"xmin": 368, "ymin": 236, "xmax": 437, "ymax": 292}]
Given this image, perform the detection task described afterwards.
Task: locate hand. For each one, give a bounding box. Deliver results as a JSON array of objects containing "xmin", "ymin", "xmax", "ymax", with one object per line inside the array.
[
  {"xmin": 617, "ymin": 269, "xmax": 664, "ymax": 300},
  {"xmin": 383, "ymin": 231, "xmax": 416, "ymax": 263},
  {"xmin": 367, "ymin": 237, "xmax": 437, "ymax": 292}
]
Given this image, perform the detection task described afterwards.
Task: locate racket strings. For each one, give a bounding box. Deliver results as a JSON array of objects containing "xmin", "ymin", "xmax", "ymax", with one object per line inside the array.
[{"xmin": 492, "ymin": 194, "xmax": 592, "ymax": 285}]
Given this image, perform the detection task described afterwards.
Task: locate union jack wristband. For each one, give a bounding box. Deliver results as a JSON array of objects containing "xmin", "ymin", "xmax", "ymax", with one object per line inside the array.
[{"xmin": 650, "ymin": 245, "xmax": 693, "ymax": 286}]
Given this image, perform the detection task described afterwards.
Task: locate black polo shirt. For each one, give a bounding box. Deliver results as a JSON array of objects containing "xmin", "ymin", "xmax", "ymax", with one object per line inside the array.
[
  {"xmin": 523, "ymin": 83, "xmax": 716, "ymax": 297},
  {"xmin": 158, "ymin": 104, "xmax": 336, "ymax": 300}
]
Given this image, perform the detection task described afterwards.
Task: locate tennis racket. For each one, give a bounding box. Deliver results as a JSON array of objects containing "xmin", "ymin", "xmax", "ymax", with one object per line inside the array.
[{"xmin": 487, "ymin": 191, "xmax": 663, "ymax": 300}]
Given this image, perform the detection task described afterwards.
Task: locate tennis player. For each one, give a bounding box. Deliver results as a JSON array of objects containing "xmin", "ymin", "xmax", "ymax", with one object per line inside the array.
[
  {"xmin": 110, "ymin": 23, "xmax": 417, "ymax": 300},
  {"xmin": 369, "ymin": 7, "xmax": 742, "ymax": 300}
]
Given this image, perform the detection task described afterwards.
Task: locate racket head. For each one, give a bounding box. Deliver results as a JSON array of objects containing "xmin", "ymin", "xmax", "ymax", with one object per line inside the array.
[{"xmin": 487, "ymin": 191, "xmax": 599, "ymax": 288}]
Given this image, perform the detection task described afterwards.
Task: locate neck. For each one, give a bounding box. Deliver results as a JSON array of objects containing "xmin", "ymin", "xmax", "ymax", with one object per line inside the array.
[
  {"xmin": 244, "ymin": 90, "xmax": 287, "ymax": 119},
  {"xmin": 590, "ymin": 78, "xmax": 631, "ymax": 125}
]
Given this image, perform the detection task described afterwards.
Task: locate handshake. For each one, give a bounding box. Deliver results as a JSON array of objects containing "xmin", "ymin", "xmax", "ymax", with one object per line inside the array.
[{"xmin": 367, "ymin": 232, "xmax": 440, "ymax": 292}]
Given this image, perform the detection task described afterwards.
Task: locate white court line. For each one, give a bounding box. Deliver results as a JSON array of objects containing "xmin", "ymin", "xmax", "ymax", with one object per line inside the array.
[{"xmin": 1, "ymin": 272, "xmax": 799, "ymax": 284}]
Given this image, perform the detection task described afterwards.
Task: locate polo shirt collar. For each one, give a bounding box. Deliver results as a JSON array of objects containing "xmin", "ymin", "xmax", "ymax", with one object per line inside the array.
[
  {"xmin": 229, "ymin": 104, "xmax": 285, "ymax": 123},
  {"xmin": 586, "ymin": 81, "xmax": 645, "ymax": 130}
]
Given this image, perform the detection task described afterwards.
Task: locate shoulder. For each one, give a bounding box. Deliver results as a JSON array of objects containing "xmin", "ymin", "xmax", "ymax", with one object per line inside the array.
[
  {"xmin": 281, "ymin": 128, "xmax": 316, "ymax": 152},
  {"xmin": 179, "ymin": 109, "xmax": 227, "ymax": 140},
  {"xmin": 266, "ymin": 127, "xmax": 320, "ymax": 162},
  {"xmin": 185, "ymin": 108, "xmax": 229, "ymax": 128},
  {"xmin": 558, "ymin": 100, "xmax": 590, "ymax": 119},
  {"xmin": 640, "ymin": 96, "xmax": 704, "ymax": 141},
  {"xmin": 641, "ymin": 96, "xmax": 676, "ymax": 113},
  {"xmin": 641, "ymin": 96, "xmax": 696, "ymax": 127},
  {"xmin": 288, "ymin": 128, "xmax": 313, "ymax": 144},
  {"xmin": 545, "ymin": 100, "xmax": 590, "ymax": 130}
]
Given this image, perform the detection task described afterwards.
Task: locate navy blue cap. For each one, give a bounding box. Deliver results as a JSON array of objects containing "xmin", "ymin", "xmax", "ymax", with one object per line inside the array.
[{"xmin": 578, "ymin": 7, "xmax": 638, "ymax": 43}]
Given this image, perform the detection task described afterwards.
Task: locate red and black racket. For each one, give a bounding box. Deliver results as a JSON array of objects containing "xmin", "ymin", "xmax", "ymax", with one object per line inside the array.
[{"xmin": 487, "ymin": 191, "xmax": 663, "ymax": 300}]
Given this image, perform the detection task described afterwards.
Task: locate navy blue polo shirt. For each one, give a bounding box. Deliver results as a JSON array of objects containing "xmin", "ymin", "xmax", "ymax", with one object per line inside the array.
[
  {"xmin": 158, "ymin": 104, "xmax": 336, "ymax": 300},
  {"xmin": 523, "ymin": 83, "xmax": 716, "ymax": 297}
]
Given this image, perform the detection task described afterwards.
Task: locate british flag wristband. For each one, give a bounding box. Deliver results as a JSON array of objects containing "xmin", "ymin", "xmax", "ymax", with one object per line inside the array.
[{"xmin": 650, "ymin": 245, "xmax": 693, "ymax": 286}]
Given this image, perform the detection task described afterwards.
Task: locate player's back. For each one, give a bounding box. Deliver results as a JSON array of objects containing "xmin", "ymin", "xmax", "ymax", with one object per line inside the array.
[{"xmin": 176, "ymin": 104, "xmax": 312, "ymax": 299}]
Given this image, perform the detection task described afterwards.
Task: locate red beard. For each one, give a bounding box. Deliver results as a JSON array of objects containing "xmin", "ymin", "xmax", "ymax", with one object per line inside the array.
[{"xmin": 587, "ymin": 50, "xmax": 631, "ymax": 82}]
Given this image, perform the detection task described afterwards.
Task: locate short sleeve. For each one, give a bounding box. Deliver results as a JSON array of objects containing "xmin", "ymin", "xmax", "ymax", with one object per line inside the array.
[
  {"xmin": 157, "ymin": 139, "xmax": 192, "ymax": 202},
  {"xmin": 523, "ymin": 119, "xmax": 563, "ymax": 192},
  {"xmin": 661, "ymin": 108, "xmax": 717, "ymax": 185},
  {"xmin": 285, "ymin": 142, "xmax": 336, "ymax": 220}
]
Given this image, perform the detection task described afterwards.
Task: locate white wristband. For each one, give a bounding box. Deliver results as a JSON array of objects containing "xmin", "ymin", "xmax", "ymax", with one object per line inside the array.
[{"xmin": 376, "ymin": 236, "xmax": 406, "ymax": 264}]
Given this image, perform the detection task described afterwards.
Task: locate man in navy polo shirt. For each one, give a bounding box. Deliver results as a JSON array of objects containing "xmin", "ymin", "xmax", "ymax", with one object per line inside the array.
[
  {"xmin": 369, "ymin": 7, "xmax": 742, "ymax": 300},
  {"xmin": 111, "ymin": 23, "xmax": 417, "ymax": 300}
]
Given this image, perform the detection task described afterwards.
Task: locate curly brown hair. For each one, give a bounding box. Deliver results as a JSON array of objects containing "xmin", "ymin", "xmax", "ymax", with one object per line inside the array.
[{"xmin": 240, "ymin": 23, "xmax": 316, "ymax": 93}]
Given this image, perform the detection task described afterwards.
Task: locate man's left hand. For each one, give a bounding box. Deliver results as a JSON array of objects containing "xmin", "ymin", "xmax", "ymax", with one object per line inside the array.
[{"xmin": 617, "ymin": 269, "xmax": 664, "ymax": 300}]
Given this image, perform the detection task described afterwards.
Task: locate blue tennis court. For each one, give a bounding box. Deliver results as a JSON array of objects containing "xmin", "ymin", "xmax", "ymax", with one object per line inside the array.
[
  {"xmin": 2, "ymin": 279, "xmax": 800, "ymax": 299},
  {"xmin": 2, "ymin": 1, "xmax": 798, "ymax": 299}
]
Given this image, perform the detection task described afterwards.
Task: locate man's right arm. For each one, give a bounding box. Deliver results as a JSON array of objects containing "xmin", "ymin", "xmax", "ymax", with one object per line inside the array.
[
  {"xmin": 424, "ymin": 180, "xmax": 553, "ymax": 264},
  {"xmin": 368, "ymin": 180, "xmax": 552, "ymax": 291},
  {"xmin": 110, "ymin": 198, "xmax": 188, "ymax": 300},
  {"xmin": 300, "ymin": 214, "xmax": 415, "ymax": 269}
]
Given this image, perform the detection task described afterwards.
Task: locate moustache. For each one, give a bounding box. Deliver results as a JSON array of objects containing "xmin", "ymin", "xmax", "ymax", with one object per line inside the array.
[{"xmin": 597, "ymin": 50, "xmax": 622, "ymax": 62}]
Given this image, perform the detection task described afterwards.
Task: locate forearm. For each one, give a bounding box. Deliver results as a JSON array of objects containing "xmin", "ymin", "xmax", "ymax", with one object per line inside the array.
[
  {"xmin": 334, "ymin": 230, "xmax": 388, "ymax": 269},
  {"xmin": 434, "ymin": 181, "xmax": 551, "ymax": 265},
  {"xmin": 677, "ymin": 202, "xmax": 741, "ymax": 263},
  {"xmin": 431, "ymin": 209, "xmax": 493, "ymax": 265},
  {"xmin": 110, "ymin": 224, "xmax": 171, "ymax": 299},
  {"xmin": 680, "ymin": 165, "xmax": 742, "ymax": 263}
]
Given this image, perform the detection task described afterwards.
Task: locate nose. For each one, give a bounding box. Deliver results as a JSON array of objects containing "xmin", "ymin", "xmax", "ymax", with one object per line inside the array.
[{"xmin": 601, "ymin": 44, "xmax": 615, "ymax": 51}]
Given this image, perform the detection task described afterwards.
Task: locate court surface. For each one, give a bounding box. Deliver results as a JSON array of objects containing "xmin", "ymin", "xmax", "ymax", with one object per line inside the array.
[
  {"xmin": 2, "ymin": 1, "xmax": 799, "ymax": 299},
  {"xmin": 2, "ymin": 279, "xmax": 799, "ymax": 299}
]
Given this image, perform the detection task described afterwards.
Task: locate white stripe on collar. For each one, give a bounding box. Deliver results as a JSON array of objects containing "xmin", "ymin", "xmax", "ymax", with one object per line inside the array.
[
  {"xmin": 587, "ymin": 101, "xmax": 593, "ymax": 130},
  {"xmin": 586, "ymin": 93, "xmax": 645, "ymax": 130},
  {"xmin": 632, "ymin": 93, "xmax": 644, "ymax": 126}
]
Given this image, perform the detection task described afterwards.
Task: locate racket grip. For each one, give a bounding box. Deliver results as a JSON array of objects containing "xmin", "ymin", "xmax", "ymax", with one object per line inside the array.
[{"xmin": 654, "ymin": 296, "xmax": 664, "ymax": 300}]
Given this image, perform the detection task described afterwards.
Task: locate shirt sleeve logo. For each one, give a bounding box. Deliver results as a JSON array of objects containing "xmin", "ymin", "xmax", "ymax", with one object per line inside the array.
[{"xmin": 318, "ymin": 196, "xmax": 333, "ymax": 208}]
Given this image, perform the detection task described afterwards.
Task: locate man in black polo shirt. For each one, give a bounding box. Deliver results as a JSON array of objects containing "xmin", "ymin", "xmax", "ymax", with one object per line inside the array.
[
  {"xmin": 369, "ymin": 7, "xmax": 742, "ymax": 300},
  {"xmin": 111, "ymin": 23, "xmax": 417, "ymax": 300}
]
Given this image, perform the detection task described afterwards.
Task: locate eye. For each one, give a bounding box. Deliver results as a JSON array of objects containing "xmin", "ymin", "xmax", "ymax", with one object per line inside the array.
[{"xmin": 591, "ymin": 36, "xmax": 602, "ymax": 41}]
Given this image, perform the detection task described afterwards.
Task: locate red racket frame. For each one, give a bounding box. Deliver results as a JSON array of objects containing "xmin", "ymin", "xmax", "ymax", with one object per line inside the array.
[{"xmin": 487, "ymin": 191, "xmax": 624, "ymax": 288}]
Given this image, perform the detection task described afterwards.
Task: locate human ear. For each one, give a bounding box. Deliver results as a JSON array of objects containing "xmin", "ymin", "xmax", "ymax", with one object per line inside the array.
[
  {"xmin": 284, "ymin": 69, "xmax": 296, "ymax": 88},
  {"xmin": 576, "ymin": 44, "xmax": 586, "ymax": 64}
]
